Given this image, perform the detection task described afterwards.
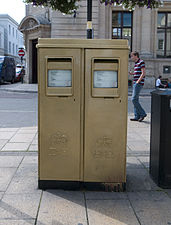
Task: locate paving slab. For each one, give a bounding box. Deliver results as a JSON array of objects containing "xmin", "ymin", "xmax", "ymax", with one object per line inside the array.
[
  {"xmin": 37, "ymin": 190, "xmax": 87, "ymax": 225},
  {"xmin": 128, "ymin": 191, "xmax": 171, "ymax": 225},
  {"xmin": 9, "ymin": 134, "xmax": 35, "ymax": 143},
  {"xmin": 165, "ymin": 189, "xmax": 171, "ymax": 198},
  {"xmin": 0, "ymin": 156, "xmax": 23, "ymax": 167},
  {"xmin": 17, "ymin": 129, "xmax": 37, "ymax": 134},
  {"xmin": 14, "ymin": 164, "xmax": 38, "ymax": 177},
  {"xmin": 127, "ymin": 156, "xmax": 144, "ymax": 169},
  {"xmin": 0, "ymin": 140, "xmax": 8, "ymax": 150},
  {"xmin": 137, "ymin": 156, "xmax": 150, "ymax": 169},
  {"xmin": 127, "ymin": 133, "xmax": 142, "ymax": 141},
  {"xmin": 126, "ymin": 168, "xmax": 159, "ymax": 191},
  {"xmin": 1, "ymin": 143, "xmax": 30, "ymax": 151},
  {"xmin": 0, "ymin": 193, "xmax": 41, "ymax": 220},
  {"xmin": 6, "ymin": 176, "xmax": 39, "ymax": 194},
  {"xmin": 128, "ymin": 122, "xmax": 150, "ymax": 130},
  {"xmin": 0, "ymin": 192, "xmax": 4, "ymax": 200},
  {"xmin": 19, "ymin": 126, "xmax": 37, "ymax": 130},
  {"xmin": 28, "ymin": 144, "xmax": 38, "ymax": 151},
  {"xmin": 31, "ymin": 138, "xmax": 38, "ymax": 145},
  {"xmin": 0, "ymin": 168, "xmax": 16, "ymax": 191},
  {"xmin": 85, "ymin": 191, "xmax": 127, "ymax": 200},
  {"xmin": 127, "ymin": 140, "xmax": 150, "ymax": 152},
  {"xmin": 0, "ymin": 128, "xmax": 19, "ymax": 132},
  {"xmin": 86, "ymin": 199, "xmax": 139, "ymax": 225},
  {"xmin": 22, "ymin": 156, "xmax": 38, "ymax": 164},
  {"xmin": 0, "ymin": 220, "xmax": 36, "ymax": 225},
  {"xmin": 0, "ymin": 132, "xmax": 15, "ymax": 140},
  {"xmin": 141, "ymin": 135, "xmax": 150, "ymax": 143}
]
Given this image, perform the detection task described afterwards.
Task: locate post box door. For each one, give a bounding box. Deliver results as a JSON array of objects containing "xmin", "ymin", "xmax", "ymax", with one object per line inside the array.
[
  {"xmin": 39, "ymin": 48, "xmax": 83, "ymax": 181},
  {"xmin": 84, "ymin": 49, "xmax": 128, "ymax": 182}
]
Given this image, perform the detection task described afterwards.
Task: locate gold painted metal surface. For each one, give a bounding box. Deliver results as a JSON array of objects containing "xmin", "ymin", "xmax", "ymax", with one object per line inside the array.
[
  {"xmin": 84, "ymin": 48, "xmax": 128, "ymax": 182},
  {"xmin": 38, "ymin": 39, "xmax": 128, "ymax": 184},
  {"xmin": 38, "ymin": 47, "xmax": 83, "ymax": 180}
]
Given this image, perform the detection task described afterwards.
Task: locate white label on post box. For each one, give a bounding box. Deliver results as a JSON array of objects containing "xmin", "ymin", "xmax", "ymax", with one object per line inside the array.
[
  {"xmin": 48, "ymin": 70, "xmax": 72, "ymax": 87},
  {"xmin": 93, "ymin": 71, "xmax": 118, "ymax": 88}
]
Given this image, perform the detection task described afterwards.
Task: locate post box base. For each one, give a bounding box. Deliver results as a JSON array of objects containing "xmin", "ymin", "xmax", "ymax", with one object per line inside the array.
[
  {"xmin": 38, "ymin": 180, "xmax": 126, "ymax": 192},
  {"xmin": 38, "ymin": 180, "xmax": 80, "ymax": 190}
]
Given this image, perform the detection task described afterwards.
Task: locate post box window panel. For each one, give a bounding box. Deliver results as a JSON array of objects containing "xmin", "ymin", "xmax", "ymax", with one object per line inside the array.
[
  {"xmin": 93, "ymin": 70, "xmax": 118, "ymax": 88},
  {"xmin": 91, "ymin": 58, "xmax": 120, "ymax": 97},
  {"xmin": 46, "ymin": 57, "xmax": 73, "ymax": 96},
  {"xmin": 48, "ymin": 70, "xmax": 72, "ymax": 87}
]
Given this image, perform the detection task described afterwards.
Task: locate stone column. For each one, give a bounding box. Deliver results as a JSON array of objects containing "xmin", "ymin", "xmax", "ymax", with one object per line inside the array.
[{"xmin": 140, "ymin": 7, "xmax": 153, "ymax": 58}]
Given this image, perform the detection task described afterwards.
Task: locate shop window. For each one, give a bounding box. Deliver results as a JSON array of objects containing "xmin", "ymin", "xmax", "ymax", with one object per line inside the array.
[
  {"xmin": 112, "ymin": 11, "xmax": 133, "ymax": 50},
  {"xmin": 157, "ymin": 12, "xmax": 171, "ymax": 58}
]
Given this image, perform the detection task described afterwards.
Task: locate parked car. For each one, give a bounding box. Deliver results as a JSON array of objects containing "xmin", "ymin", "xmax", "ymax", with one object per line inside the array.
[
  {"xmin": 0, "ymin": 56, "xmax": 16, "ymax": 84},
  {"xmin": 16, "ymin": 64, "xmax": 25, "ymax": 82}
]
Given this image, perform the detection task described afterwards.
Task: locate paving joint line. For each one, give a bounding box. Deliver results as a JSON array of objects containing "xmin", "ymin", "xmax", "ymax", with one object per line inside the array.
[{"xmin": 83, "ymin": 192, "xmax": 90, "ymax": 225}]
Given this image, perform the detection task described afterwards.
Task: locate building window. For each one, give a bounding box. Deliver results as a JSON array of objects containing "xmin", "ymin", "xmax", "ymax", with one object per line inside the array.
[
  {"xmin": 16, "ymin": 30, "xmax": 17, "ymax": 38},
  {"xmin": 9, "ymin": 25, "xmax": 11, "ymax": 35},
  {"xmin": 9, "ymin": 41, "xmax": 11, "ymax": 53},
  {"xmin": 13, "ymin": 27, "xmax": 14, "ymax": 36},
  {"xmin": 158, "ymin": 39, "xmax": 164, "ymax": 50},
  {"xmin": 16, "ymin": 45, "xmax": 18, "ymax": 55},
  {"xmin": 112, "ymin": 11, "xmax": 133, "ymax": 50},
  {"xmin": 13, "ymin": 43, "xmax": 15, "ymax": 54},
  {"xmin": 157, "ymin": 12, "xmax": 171, "ymax": 58}
]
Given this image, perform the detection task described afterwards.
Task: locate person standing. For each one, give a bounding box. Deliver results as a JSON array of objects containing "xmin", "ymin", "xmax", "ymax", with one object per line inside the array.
[{"xmin": 129, "ymin": 51, "xmax": 147, "ymax": 122}]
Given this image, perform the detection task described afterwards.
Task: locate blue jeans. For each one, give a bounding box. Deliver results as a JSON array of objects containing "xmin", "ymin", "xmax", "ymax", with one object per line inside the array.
[{"xmin": 132, "ymin": 83, "xmax": 146, "ymax": 119}]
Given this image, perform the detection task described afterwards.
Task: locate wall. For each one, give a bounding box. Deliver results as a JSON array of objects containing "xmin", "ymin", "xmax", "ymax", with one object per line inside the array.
[
  {"xmin": 51, "ymin": 0, "xmax": 99, "ymax": 38},
  {"xmin": 0, "ymin": 25, "xmax": 4, "ymax": 55}
]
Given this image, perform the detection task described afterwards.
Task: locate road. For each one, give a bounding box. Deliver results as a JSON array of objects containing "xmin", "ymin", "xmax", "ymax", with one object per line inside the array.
[
  {"xmin": 0, "ymin": 90, "xmax": 38, "ymax": 128},
  {"xmin": 0, "ymin": 90, "xmax": 151, "ymax": 128}
]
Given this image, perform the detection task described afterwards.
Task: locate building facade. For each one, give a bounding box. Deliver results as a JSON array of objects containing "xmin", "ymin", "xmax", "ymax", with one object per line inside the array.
[
  {"xmin": 0, "ymin": 14, "xmax": 24, "ymax": 62},
  {"xmin": 0, "ymin": 25, "xmax": 4, "ymax": 55},
  {"xmin": 19, "ymin": 1, "xmax": 171, "ymax": 87}
]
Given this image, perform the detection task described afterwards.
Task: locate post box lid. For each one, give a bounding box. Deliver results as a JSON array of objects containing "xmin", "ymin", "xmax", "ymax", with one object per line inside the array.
[
  {"xmin": 151, "ymin": 89, "xmax": 171, "ymax": 96},
  {"xmin": 36, "ymin": 38, "xmax": 129, "ymax": 50}
]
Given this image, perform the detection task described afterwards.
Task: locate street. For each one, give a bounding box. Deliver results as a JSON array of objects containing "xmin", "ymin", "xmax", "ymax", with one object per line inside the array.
[{"xmin": 0, "ymin": 90, "xmax": 37, "ymax": 128}]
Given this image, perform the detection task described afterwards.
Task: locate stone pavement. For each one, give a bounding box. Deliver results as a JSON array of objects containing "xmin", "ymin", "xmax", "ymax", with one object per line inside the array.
[
  {"xmin": 0, "ymin": 84, "xmax": 171, "ymax": 225},
  {"xmin": 0, "ymin": 82, "xmax": 155, "ymax": 96},
  {"xmin": 0, "ymin": 83, "xmax": 38, "ymax": 93}
]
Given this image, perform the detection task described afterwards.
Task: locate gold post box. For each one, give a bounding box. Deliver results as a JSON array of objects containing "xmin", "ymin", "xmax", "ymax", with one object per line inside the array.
[{"xmin": 37, "ymin": 39, "xmax": 129, "ymax": 191}]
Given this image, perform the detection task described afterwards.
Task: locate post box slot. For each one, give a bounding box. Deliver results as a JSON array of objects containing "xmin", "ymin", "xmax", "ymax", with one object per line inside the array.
[
  {"xmin": 48, "ymin": 58, "xmax": 72, "ymax": 63},
  {"xmin": 94, "ymin": 59, "xmax": 118, "ymax": 64}
]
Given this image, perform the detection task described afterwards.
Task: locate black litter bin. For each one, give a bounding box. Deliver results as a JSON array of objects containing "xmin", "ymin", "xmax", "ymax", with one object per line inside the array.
[{"xmin": 150, "ymin": 89, "xmax": 171, "ymax": 188}]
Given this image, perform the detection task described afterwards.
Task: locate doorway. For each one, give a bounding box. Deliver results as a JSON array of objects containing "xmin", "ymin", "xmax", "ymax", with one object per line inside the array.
[{"xmin": 32, "ymin": 39, "xmax": 38, "ymax": 83}]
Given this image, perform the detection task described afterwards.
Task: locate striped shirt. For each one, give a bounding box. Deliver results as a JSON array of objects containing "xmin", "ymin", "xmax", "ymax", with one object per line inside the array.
[{"xmin": 133, "ymin": 58, "xmax": 145, "ymax": 85}]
